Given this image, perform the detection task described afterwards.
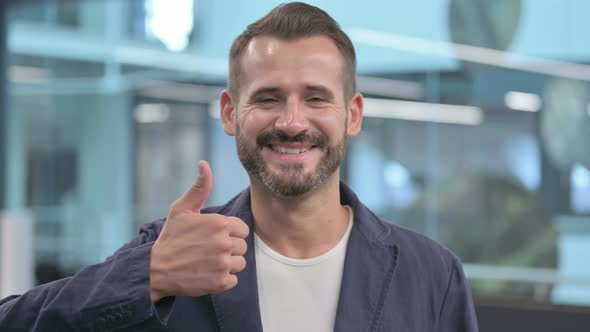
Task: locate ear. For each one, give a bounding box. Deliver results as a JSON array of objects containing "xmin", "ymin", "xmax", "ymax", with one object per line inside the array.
[
  {"xmin": 220, "ymin": 90, "xmax": 236, "ymax": 136},
  {"xmin": 346, "ymin": 92, "xmax": 363, "ymax": 137}
]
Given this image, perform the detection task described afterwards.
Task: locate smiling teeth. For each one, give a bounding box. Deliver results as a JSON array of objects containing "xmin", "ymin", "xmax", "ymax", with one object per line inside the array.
[{"xmin": 272, "ymin": 145, "xmax": 310, "ymax": 154}]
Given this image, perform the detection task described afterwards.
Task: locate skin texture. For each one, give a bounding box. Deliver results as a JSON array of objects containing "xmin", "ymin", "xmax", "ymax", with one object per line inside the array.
[{"xmin": 150, "ymin": 35, "xmax": 363, "ymax": 302}]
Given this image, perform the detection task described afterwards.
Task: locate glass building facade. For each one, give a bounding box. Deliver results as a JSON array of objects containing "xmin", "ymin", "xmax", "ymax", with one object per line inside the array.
[{"xmin": 1, "ymin": 0, "xmax": 590, "ymax": 329}]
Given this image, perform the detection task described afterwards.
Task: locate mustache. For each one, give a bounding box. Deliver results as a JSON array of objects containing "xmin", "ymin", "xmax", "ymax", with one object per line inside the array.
[{"xmin": 256, "ymin": 131, "xmax": 327, "ymax": 148}]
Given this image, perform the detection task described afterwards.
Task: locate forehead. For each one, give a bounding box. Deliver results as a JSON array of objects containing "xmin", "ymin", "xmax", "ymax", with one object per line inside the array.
[{"xmin": 239, "ymin": 35, "xmax": 345, "ymax": 96}]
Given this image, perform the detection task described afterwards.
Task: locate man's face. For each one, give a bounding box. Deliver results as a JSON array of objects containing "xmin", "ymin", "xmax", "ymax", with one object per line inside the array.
[{"xmin": 222, "ymin": 35, "xmax": 362, "ymax": 197}]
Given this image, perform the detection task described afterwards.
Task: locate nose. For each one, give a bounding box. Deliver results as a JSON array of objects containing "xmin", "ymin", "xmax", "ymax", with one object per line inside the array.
[{"xmin": 274, "ymin": 98, "xmax": 310, "ymax": 136}]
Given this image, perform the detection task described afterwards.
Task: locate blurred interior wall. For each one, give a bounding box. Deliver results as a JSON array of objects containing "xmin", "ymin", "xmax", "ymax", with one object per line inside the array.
[
  {"xmin": 0, "ymin": 213, "xmax": 34, "ymax": 298},
  {"xmin": 0, "ymin": 1, "xmax": 8, "ymax": 295}
]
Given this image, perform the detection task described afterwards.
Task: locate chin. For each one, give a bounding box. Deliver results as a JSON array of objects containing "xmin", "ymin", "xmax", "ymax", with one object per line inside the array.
[{"xmin": 263, "ymin": 172, "xmax": 326, "ymax": 197}]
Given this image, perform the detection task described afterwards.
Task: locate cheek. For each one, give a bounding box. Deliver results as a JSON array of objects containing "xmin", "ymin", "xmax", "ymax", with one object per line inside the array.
[
  {"xmin": 314, "ymin": 113, "xmax": 347, "ymax": 137},
  {"xmin": 238, "ymin": 111, "xmax": 274, "ymax": 137}
]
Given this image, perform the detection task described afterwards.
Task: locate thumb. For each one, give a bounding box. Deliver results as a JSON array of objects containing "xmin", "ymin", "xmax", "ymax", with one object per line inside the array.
[{"xmin": 174, "ymin": 160, "xmax": 214, "ymax": 214}]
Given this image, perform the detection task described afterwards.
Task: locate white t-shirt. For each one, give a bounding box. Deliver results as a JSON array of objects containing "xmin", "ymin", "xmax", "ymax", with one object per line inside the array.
[{"xmin": 254, "ymin": 207, "xmax": 353, "ymax": 332}]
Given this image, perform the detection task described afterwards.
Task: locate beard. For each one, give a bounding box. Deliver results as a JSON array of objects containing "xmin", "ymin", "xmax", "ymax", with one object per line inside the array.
[{"xmin": 236, "ymin": 127, "xmax": 346, "ymax": 197}]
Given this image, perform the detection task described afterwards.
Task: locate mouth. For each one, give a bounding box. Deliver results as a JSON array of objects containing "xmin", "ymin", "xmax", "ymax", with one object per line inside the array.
[{"xmin": 268, "ymin": 144, "xmax": 315, "ymax": 154}]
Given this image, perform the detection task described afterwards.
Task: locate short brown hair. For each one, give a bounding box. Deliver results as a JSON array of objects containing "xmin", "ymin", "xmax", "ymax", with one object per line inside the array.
[{"xmin": 228, "ymin": 2, "xmax": 357, "ymax": 101}]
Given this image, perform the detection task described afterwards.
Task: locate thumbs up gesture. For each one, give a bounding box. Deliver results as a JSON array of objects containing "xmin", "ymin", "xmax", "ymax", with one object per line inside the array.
[{"xmin": 149, "ymin": 161, "xmax": 250, "ymax": 302}]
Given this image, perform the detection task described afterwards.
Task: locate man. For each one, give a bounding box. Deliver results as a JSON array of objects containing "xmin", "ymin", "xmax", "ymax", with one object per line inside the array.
[{"xmin": 0, "ymin": 2, "xmax": 478, "ymax": 331}]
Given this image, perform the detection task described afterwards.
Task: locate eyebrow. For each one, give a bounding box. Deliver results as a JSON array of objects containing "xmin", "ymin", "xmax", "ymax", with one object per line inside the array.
[
  {"xmin": 249, "ymin": 87, "xmax": 283, "ymax": 101},
  {"xmin": 304, "ymin": 85, "xmax": 335, "ymax": 100}
]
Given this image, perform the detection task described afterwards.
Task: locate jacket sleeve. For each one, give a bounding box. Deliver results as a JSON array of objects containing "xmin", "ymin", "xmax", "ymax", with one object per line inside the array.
[
  {"xmin": 437, "ymin": 258, "xmax": 479, "ymax": 332},
  {"xmin": 0, "ymin": 221, "xmax": 173, "ymax": 331}
]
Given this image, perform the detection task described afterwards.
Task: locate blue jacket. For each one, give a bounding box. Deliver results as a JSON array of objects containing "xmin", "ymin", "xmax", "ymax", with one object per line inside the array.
[{"xmin": 0, "ymin": 183, "xmax": 478, "ymax": 331}]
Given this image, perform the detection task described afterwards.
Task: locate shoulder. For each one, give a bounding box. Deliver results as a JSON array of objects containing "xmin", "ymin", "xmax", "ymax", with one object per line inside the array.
[
  {"xmin": 390, "ymin": 220, "xmax": 458, "ymax": 259},
  {"xmin": 342, "ymin": 182, "xmax": 462, "ymax": 274},
  {"xmin": 372, "ymin": 215, "xmax": 463, "ymax": 276},
  {"xmin": 369, "ymin": 218, "xmax": 476, "ymax": 329},
  {"xmin": 374, "ymin": 217, "xmax": 469, "ymax": 306}
]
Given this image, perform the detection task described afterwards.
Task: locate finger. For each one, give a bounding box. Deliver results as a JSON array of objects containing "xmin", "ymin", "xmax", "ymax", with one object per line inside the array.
[
  {"xmin": 211, "ymin": 274, "xmax": 238, "ymax": 294},
  {"xmin": 174, "ymin": 160, "xmax": 214, "ymax": 214},
  {"xmin": 223, "ymin": 274, "xmax": 238, "ymax": 291},
  {"xmin": 231, "ymin": 238, "xmax": 247, "ymax": 256},
  {"xmin": 228, "ymin": 218, "xmax": 250, "ymax": 238},
  {"xmin": 229, "ymin": 256, "xmax": 247, "ymax": 274}
]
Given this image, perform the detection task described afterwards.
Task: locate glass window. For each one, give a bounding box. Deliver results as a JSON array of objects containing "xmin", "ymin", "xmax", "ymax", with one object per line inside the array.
[
  {"xmin": 3, "ymin": 0, "xmax": 590, "ymax": 315},
  {"xmin": 9, "ymin": 0, "xmax": 79, "ymax": 27}
]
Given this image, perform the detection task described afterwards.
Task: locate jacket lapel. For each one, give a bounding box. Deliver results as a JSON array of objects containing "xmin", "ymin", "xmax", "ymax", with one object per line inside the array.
[
  {"xmin": 210, "ymin": 190, "xmax": 263, "ymax": 332},
  {"xmin": 334, "ymin": 184, "xmax": 400, "ymax": 332}
]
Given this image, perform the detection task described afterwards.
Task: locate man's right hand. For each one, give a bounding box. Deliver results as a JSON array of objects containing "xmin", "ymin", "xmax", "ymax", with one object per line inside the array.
[{"xmin": 149, "ymin": 160, "xmax": 250, "ymax": 303}]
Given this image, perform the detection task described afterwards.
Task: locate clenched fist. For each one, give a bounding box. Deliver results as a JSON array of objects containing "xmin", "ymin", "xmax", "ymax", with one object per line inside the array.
[{"xmin": 149, "ymin": 160, "xmax": 250, "ymax": 302}]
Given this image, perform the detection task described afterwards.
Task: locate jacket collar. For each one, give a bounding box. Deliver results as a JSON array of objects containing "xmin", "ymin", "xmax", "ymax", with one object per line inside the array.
[
  {"xmin": 334, "ymin": 183, "xmax": 399, "ymax": 332},
  {"xmin": 210, "ymin": 182, "xmax": 399, "ymax": 332}
]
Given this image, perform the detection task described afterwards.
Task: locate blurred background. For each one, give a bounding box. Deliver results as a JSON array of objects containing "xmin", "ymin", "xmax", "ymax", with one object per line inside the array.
[{"xmin": 0, "ymin": 0, "xmax": 589, "ymax": 330}]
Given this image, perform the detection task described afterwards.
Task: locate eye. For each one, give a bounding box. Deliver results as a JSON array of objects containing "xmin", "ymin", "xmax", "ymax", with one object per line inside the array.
[
  {"xmin": 307, "ymin": 97, "xmax": 325, "ymax": 103},
  {"xmin": 258, "ymin": 97, "xmax": 279, "ymax": 104}
]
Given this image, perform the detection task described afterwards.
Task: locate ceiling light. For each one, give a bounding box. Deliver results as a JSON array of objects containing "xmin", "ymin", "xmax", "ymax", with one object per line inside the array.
[
  {"xmin": 572, "ymin": 164, "xmax": 590, "ymax": 189},
  {"xmin": 145, "ymin": 0, "xmax": 194, "ymax": 52},
  {"xmin": 505, "ymin": 91, "xmax": 542, "ymax": 112},
  {"xmin": 356, "ymin": 76, "xmax": 423, "ymax": 100},
  {"xmin": 137, "ymin": 81, "xmax": 222, "ymax": 103},
  {"xmin": 9, "ymin": 65, "xmax": 49, "ymax": 84},
  {"xmin": 363, "ymin": 98, "xmax": 483, "ymax": 125},
  {"xmin": 134, "ymin": 103, "xmax": 170, "ymax": 123}
]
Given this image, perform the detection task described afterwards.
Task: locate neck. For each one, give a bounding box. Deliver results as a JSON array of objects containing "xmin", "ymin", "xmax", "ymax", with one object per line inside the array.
[{"xmin": 250, "ymin": 172, "xmax": 350, "ymax": 259}]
